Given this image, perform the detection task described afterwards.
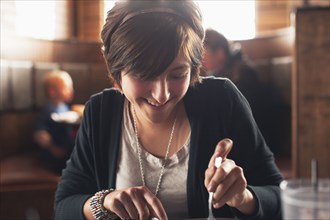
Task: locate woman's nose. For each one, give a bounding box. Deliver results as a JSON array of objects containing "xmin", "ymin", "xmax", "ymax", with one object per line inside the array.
[{"xmin": 151, "ymin": 79, "xmax": 170, "ymax": 105}]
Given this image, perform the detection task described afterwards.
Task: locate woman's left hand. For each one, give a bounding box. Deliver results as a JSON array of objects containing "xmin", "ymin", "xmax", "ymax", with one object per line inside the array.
[{"xmin": 204, "ymin": 138, "xmax": 257, "ymax": 215}]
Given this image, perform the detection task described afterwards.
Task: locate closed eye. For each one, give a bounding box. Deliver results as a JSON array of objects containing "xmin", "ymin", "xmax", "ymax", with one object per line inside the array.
[{"xmin": 170, "ymin": 72, "xmax": 189, "ymax": 80}]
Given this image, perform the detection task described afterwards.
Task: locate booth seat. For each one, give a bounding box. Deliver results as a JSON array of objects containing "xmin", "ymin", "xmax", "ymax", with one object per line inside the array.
[
  {"xmin": 0, "ymin": 154, "xmax": 60, "ymax": 220},
  {"xmin": 0, "ymin": 109, "xmax": 61, "ymax": 220},
  {"xmin": 0, "ymin": 60, "xmax": 110, "ymax": 220}
]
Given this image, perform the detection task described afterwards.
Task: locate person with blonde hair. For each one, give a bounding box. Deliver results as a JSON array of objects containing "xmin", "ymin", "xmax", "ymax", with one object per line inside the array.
[
  {"xmin": 33, "ymin": 70, "xmax": 74, "ymax": 174},
  {"xmin": 55, "ymin": 1, "xmax": 283, "ymax": 219},
  {"xmin": 43, "ymin": 70, "xmax": 74, "ymax": 104}
]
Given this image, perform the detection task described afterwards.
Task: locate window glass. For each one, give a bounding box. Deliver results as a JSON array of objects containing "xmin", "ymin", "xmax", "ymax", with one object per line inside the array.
[
  {"xmin": 15, "ymin": 1, "xmax": 57, "ymax": 40},
  {"xmin": 196, "ymin": 1, "xmax": 255, "ymax": 40}
]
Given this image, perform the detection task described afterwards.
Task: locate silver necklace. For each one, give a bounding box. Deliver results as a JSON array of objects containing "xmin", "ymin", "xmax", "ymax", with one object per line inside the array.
[{"xmin": 131, "ymin": 105, "xmax": 177, "ymax": 196}]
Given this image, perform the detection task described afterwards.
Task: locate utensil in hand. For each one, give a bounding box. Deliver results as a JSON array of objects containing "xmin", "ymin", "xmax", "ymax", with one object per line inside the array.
[{"xmin": 207, "ymin": 156, "xmax": 222, "ymax": 220}]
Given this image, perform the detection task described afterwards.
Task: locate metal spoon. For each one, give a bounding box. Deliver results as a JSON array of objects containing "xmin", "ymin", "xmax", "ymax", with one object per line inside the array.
[{"xmin": 207, "ymin": 191, "xmax": 216, "ymax": 220}]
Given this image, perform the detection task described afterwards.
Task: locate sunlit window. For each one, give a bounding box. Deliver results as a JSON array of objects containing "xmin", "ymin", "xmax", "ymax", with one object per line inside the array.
[
  {"xmin": 104, "ymin": 0, "xmax": 255, "ymax": 40},
  {"xmin": 196, "ymin": 1, "xmax": 255, "ymax": 40},
  {"xmin": 15, "ymin": 1, "xmax": 56, "ymax": 40}
]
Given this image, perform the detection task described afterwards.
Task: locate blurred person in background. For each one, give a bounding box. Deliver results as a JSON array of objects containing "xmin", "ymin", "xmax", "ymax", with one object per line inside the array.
[
  {"xmin": 202, "ymin": 29, "xmax": 279, "ymax": 154},
  {"xmin": 202, "ymin": 29, "xmax": 265, "ymax": 117},
  {"xmin": 33, "ymin": 70, "xmax": 75, "ymax": 174}
]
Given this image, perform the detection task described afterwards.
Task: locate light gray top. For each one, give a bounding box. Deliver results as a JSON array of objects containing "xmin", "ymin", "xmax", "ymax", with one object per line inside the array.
[{"xmin": 116, "ymin": 100, "xmax": 190, "ymax": 219}]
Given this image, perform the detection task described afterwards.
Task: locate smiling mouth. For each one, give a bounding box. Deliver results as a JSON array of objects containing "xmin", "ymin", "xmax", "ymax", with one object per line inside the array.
[{"xmin": 147, "ymin": 99, "xmax": 163, "ymax": 107}]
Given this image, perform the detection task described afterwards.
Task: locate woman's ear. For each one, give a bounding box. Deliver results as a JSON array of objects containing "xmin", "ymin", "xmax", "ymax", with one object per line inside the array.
[{"xmin": 112, "ymin": 82, "xmax": 123, "ymax": 93}]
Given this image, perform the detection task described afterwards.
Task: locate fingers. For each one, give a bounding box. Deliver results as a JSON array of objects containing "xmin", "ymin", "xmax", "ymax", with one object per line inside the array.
[
  {"xmin": 109, "ymin": 199, "xmax": 130, "ymax": 220},
  {"xmin": 212, "ymin": 166, "xmax": 247, "ymax": 208},
  {"xmin": 207, "ymin": 159, "xmax": 237, "ymax": 192},
  {"xmin": 104, "ymin": 190, "xmax": 131, "ymax": 220},
  {"xmin": 121, "ymin": 191, "xmax": 140, "ymax": 219},
  {"xmin": 205, "ymin": 138, "xmax": 233, "ymax": 188},
  {"xmin": 143, "ymin": 187, "xmax": 167, "ymax": 220},
  {"xmin": 204, "ymin": 138, "xmax": 249, "ymax": 210},
  {"xmin": 207, "ymin": 138, "xmax": 232, "ymax": 169},
  {"xmin": 103, "ymin": 186, "xmax": 167, "ymax": 220},
  {"xmin": 204, "ymin": 164, "xmax": 216, "ymax": 190},
  {"xmin": 130, "ymin": 187, "xmax": 150, "ymax": 219},
  {"xmin": 214, "ymin": 138, "xmax": 233, "ymax": 160}
]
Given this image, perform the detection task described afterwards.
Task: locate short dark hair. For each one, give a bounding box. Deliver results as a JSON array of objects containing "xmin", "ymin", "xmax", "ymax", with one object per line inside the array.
[
  {"xmin": 101, "ymin": 0, "xmax": 205, "ymax": 88},
  {"xmin": 204, "ymin": 29, "xmax": 230, "ymax": 56}
]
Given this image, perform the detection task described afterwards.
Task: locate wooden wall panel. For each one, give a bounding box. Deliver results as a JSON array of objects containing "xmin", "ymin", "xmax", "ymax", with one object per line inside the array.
[
  {"xmin": 292, "ymin": 7, "xmax": 330, "ymax": 178},
  {"xmin": 76, "ymin": 0, "xmax": 103, "ymax": 41},
  {"xmin": 52, "ymin": 40, "xmax": 104, "ymax": 63},
  {"xmin": 60, "ymin": 63, "xmax": 90, "ymax": 104},
  {"xmin": 54, "ymin": 0, "xmax": 75, "ymax": 40},
  {"xmin": 256, "ymin": 0, "xmax": 330, "ymax": 33},
  {"xmin": 0, "ymin": 112, "xmax": 38, "ymax": 159},
  {"xmin": 237, "ymin": 28, "xmax": 294, "ymax": 60},
  {"xmin": 89, "ymin": 63, "xmax": 112, "ymax": 95},
  {"xmin": 256, "ymin": 0, "xmax": 289, "ymax": 32},
  {"xmin": 0, "ymin": 60, "xmax": 11, "ymax": 111},
  {"xmin": 1, "ymin": 35, "xmax": 104, "ymax": 63}
]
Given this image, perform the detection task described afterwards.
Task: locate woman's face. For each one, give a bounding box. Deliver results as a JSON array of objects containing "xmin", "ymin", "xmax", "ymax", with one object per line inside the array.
[{"xmin": 121, "ymin": 53, "xmax": 191, "ymax": 124}]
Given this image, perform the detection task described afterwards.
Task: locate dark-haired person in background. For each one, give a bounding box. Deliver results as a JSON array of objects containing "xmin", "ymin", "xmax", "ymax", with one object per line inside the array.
[
  {"xmin": 202, "ymin": 29, "xmax": 265, "ymax": 121},
  {"xmin": 202, "ymin": 29, "xmax": 282, "ymax": 156}
]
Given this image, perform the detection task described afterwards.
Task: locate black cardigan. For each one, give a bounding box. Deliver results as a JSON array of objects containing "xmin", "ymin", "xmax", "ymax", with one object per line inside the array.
[{"xmin": 55, "ymin": 77, "xmax": 283, "ymax": 219}]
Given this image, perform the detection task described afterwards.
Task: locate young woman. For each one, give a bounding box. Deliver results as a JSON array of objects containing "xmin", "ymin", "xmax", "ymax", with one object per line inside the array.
[{"xmin": 55, "ymin": 1, "xmax": 283, "ymax": 219}]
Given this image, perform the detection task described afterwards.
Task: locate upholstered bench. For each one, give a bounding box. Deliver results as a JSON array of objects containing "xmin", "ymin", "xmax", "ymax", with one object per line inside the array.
[{"xmin": 0, "ymin": 154, "xmax": 60, "ymax": 220}]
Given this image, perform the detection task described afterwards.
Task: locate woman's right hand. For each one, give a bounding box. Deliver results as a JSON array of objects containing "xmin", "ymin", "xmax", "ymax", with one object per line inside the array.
[{"xmin": 103, "ymin": 186, "xmax": 168, "ymax": 220}]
